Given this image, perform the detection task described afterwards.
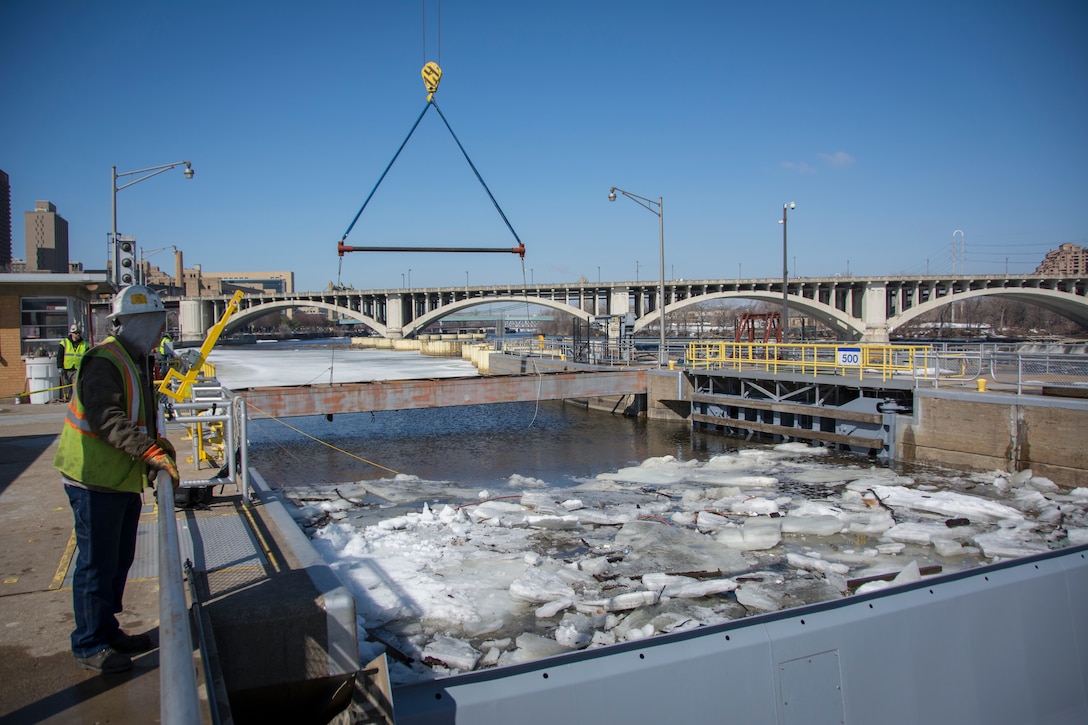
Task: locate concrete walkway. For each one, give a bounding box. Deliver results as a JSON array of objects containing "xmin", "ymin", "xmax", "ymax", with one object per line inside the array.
[{"xmin": 0, "ymin": 402, "xmax": 162, "ymax": 723}]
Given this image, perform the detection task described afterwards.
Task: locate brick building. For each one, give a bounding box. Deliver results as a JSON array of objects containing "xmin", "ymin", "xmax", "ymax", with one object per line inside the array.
[
  {"xmin": 1034, "ymin": 243, "xmax": 1087, "ymax": 275},
  {"xmin": 0, "ymin": 272, "xmax": 113, "ymax": 400}
]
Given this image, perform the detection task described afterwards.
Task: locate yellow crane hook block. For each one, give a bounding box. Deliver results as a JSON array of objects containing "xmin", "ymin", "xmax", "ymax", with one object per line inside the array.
[
  {"xmin": 158, "ymin": 290, "xmax": 244, "ymax": 402},
  {"xmin": 422, "ymin": 61, "xmax": 442, "ymax": 101}
]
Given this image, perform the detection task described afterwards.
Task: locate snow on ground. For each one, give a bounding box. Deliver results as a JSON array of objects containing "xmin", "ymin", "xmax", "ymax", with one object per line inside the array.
[
  {"xmin": 207, "ymin": 344, "xmax": 478, "ymax": 389},
  {"xmin": 286, "ymin": 446, "xmax": 1088, "ymax": 685}
]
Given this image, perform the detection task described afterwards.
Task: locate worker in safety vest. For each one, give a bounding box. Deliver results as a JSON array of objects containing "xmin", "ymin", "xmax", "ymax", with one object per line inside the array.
[
  {"xmin": 156, "ymin": 330, "xmax": 174, "ymax": 377},
  {"xmin": 57, "ymin": 324, "xmax": 88, "ymax": 402},
  {"xmin": 53, "ymin": 285, "xmax": 180, "ymax": 674}
]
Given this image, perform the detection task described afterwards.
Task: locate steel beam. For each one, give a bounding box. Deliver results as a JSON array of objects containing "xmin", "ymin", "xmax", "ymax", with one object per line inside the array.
[{"xmin": 239, "ymin": 371, "xmax": 648, "ymax": 418}]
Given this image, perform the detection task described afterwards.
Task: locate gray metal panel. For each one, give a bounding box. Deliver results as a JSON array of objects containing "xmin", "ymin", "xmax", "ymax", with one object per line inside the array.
[
  {"xmin": 129, "ymin": 520, "xmax": 159, "ymax": 580},
  {"xmin": 62, "ymin": 519, "xmax": 160, "ymax": 587},
  {"xmin": 398, "ymin": 623, "xmax": 780, "ymax": 725},
  {"xmin": 176, "ymin": 512, "xmax": 265, "ymax": 572},
  {"xmin": 779, "ymin": 650, "xmax": 844, "ymax": 725},
  {"xmin": 393, "ymin": 545, "xmax": 1088, "ymax": 725},
  {"xmin": 61, "ymin": 511, "xmax": 265, "ymax": 585},
  {"xmin": 250, "ymin": 469, "xmax": 358, "ymax": 678}
]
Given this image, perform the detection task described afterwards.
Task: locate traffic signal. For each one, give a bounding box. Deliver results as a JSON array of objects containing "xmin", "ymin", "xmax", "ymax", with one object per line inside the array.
[{"xmin": 116, "ymin": 235, "xmax": 136, "ymax": 287}]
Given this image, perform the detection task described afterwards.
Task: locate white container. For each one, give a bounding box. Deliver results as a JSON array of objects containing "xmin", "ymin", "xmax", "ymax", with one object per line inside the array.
[{"xmin": 24, "ymin": 357, "xmax": 59, "ymax": 404}]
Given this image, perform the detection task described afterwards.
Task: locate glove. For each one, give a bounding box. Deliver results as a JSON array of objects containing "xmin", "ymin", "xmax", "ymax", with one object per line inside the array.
[
  {"xmin": 142, "ymin": 442, "xmax": 179, "ymax": 485},
  {"xmin": 156, "ymin": 437, "xmax": 176, "ymax": 460}
]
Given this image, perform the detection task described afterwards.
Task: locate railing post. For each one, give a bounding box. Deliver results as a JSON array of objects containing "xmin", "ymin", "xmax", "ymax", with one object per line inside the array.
[{"xmin": 238, "ymin": 396, "xmax": 250, "ymax": 504}]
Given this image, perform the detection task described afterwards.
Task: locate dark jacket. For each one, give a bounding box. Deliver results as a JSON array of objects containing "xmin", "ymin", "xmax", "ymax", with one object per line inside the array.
[{"xmin": 75, "ymin": 339, "xmax": 160, "ymax": 459}]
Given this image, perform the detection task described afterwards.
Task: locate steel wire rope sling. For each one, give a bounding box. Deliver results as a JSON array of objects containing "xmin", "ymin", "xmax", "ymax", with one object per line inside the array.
[{"xmin": 335, "ymin": 61, "xmax": 527, "ymax": 280}]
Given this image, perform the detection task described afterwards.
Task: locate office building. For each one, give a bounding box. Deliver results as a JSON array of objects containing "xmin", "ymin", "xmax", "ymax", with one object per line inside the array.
[
  {"xmin": 0, "ymin": 170, "xmax": 10, "ymax": 271},
  {"xmin": 24, "ymin": 200, "xmax": 69, "ymax": 273}
]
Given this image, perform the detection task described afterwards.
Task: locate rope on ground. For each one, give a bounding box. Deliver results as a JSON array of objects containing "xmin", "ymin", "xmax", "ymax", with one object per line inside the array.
[{"xmin": 246, "ymin": 402, "xmax": 401, "ymax": 475}]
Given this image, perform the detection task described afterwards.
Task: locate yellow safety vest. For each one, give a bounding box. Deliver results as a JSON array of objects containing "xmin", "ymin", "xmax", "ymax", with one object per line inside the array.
[
  {"xmin": 53, "ymin": 337, "xmax": 151, "ymax": 493},
  {"xmin": 60, "ymin": 337, "xmax": 88, "ymax": 370}
]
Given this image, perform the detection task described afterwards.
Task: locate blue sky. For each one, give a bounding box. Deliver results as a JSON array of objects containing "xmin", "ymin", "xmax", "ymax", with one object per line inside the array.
[{"xmin": 2, "ymin": 1, "xmax": 1085, "ymax": 292}]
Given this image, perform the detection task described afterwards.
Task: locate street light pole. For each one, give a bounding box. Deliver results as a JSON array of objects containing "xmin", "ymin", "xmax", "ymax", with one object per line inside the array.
[
  {"xmin": 111, "ymin": 160, "xmax": 193, "ymax": 288},
  {"xmin": 780, "ymin": 202, "xmax": 795, "ymax": 343},
  {"xmin": 609, "ymin": 187, "xmax": 667, "ymax": 367}
]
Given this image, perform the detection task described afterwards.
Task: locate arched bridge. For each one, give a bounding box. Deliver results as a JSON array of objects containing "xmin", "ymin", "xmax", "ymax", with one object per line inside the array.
[{"xmin": 171, "ymin": 274, "xmax": 1087, "ymax": 344}]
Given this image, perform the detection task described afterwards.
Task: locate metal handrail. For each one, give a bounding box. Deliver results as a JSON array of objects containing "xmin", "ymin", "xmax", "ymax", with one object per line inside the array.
[
  {"xmin": 989, "ymin": 351, "xmax": 1088, "ymax": 394},
  {"xmin": 157, "ymin": 471, "xmax": 201, "ymax": 724},
  {"xmin": 155, "ymin": 376, "xmax": 252, "ymax": 721},
  {"xmin": 911, "ymin": 349, "xmax": 983, "ymax": 388},
  {"xmin": 683, "ymin": 341, "xmax": 932, "ymax": 382},
  {"xmin": 167, "ymin": 386, "xmax": 251, "ymax": 504}
]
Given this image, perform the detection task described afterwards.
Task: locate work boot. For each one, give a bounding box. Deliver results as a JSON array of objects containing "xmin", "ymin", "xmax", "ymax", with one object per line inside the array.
[
  {"xmin": 109, "ymin": 630, "xmax": 154, "ymax": 654},
  {"xmin": 76, "ymin": 646, "xmax": 132, "ymax": 673}
]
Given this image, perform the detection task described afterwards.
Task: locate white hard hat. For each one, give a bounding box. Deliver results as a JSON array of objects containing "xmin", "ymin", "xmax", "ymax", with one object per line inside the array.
[
  {"xmin": 108, "ymin": 285, "xmax": 166, "ymax": 320},
  {"xmin": 69, "ymin": 324, "xmax": 81, "ymax": 334}
]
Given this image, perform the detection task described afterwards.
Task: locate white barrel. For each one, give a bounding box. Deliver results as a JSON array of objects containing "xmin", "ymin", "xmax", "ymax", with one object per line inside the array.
[{"xmin": 24, "ymin": 357, "xmax": 59, "ymax": 404}]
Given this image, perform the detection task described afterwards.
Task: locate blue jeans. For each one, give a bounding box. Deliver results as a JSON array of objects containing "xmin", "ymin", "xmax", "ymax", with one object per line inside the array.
[{"xmin": 65, "ymin": 484, "xmax": 142, "ymax": 658}]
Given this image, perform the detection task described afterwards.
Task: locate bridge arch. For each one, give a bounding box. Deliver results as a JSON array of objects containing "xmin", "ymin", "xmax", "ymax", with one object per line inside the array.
[
  {"xmin": 636, "ymin": 291, "xmax": 863, "ymax": 340},
  {"xmin": 888, "ymin": 287, "xmax": 1088, "ymax": 335},
  {"xmin": 404, "ymin": 296, "xmax": 592, "ymax": 337},
  {"xmin": 225, "ymin": 300, "xmax": 389, "ymax": 337}
]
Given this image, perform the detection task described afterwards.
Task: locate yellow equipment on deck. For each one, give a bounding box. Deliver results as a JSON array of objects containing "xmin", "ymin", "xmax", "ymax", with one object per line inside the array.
[{"xmin": 158, "ymin": 290, "xmax": 243, "ymax": 402}]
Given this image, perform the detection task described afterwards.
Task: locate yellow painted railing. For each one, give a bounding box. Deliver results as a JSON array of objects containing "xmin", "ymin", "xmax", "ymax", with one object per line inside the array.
[{"xmin": 684, "ymin": 341, "xmax": 934, "ymax": 382}]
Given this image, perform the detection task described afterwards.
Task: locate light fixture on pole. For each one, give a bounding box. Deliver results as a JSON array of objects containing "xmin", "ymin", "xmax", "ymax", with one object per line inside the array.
[
  {"xmin": 111, "ymin": 160, "xmax": 194, "ymax": 288},
  {"xmin": 138, "ymin": 245, "xmax": 178, "ymax": 286},
  {"xmin": 952, "ymin": 230, "xmax": 964, "ymax": 275},
  {"xmin": 779, "ymin": 202, "xmax": 795, "ymax": 343},
  {"xmin": 609, "ymin": 186, "xmax": 667, "ymax": 366}
]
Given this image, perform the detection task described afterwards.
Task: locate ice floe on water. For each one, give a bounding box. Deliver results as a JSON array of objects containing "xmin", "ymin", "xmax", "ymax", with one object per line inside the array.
[{"xmin": 284, "ymin": 445, "xmax": 1088, "ymax": 685}]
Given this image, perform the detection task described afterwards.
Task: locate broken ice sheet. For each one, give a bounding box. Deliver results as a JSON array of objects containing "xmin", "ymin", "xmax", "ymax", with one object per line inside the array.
[
  {"xmin": 293, "ymin": 446, "xmax": 1084, "ymax": 683},
  {"xmin": 870, "ymin": 485, "xmax": 1024, "ymax": 521},
  {"xmin": 422, "ymin": 635, "xmax": 481, "ymax": 672}
]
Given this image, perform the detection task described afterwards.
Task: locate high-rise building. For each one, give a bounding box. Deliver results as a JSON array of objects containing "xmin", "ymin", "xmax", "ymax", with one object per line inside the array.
[
  {"xmin": 0, "ymin": 170, "xmax": 11, "ymax": 271},
  {"xmin": 24, "ymin": 200, "xmax": 69, "ymax": 273},
  {"xmin": 1035, "ymin": 243, "xmax": 1087, "ymax": 276}
]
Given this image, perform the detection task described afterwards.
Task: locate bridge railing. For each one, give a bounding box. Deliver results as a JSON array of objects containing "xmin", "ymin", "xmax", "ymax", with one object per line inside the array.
[
  {"xmin": 684, "ymin": 341, "xmax": 933, "ymax": 382},
  {"xmin": 501, "ymin": 338, "xmax": 571, "ymax": 361},
  {"xmin": 910, "ymin": 349, "xmax": 984, "ymax": 387},
  {"xmin": 989, "ymin": 352, "xmax": 1088, "ymax": 394},
  {"xmin": 681, "ymin": 342, "xmax": 1088, "ymax": 393}
]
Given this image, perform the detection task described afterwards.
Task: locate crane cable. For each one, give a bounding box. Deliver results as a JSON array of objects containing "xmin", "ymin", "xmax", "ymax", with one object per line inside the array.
[
  {"xmin": 422, "ymin": 0, "xmax": 440, "ymax": 67},
  {"xmin": 336, "ymin": 98, "xmax": 524, "ymax": 252},
  {"xmin": 336, "ymin": 1, "xmax": 526, "ymax": 286},
  {"xmin": 247, "ymin": 401, "xmax": 401, "ymax": 475}
]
